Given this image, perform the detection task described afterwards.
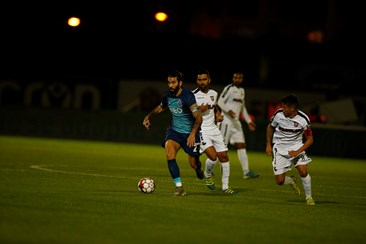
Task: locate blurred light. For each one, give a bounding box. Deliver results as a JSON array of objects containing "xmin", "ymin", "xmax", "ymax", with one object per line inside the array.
[
  {"xmin": 307, "ymin": 30, "xmax": 323, "ymax": 44},
  {"xmin": 68, "ymin": 17, "xmax": 81, "ymax": 27},
  {"xmin": 154, "ymin": 12, "xmax": 168, "ymax": 22}
]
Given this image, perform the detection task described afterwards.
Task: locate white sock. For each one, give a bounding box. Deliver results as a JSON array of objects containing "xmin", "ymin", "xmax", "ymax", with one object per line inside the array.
[
  {"xmin": 221, "ymin": 162, "xmax": 230, "ymax": 190},
  {"xmin": 237, "ymin": 148, "xmax": 249, "ymax": 175},
  {"xmin": 301, "ymin": 174, "xmax": 312, "ymax": 198},
  {"xmin": 205, "ymin": 158, "xmax": 217, "ymax": 177}
]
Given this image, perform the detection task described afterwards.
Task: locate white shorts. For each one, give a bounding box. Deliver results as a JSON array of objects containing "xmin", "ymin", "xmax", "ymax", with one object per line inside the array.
[
  {"xmin": 272, "ymin": 147, "xmax": 312, "ymax": 175},
  {"xmin": 199, "ymin": 128, "xmax": 228, "ymax": 154},
  {"xmin": 218, "ymin": 119, "xmax": 245, "ymax": 145}
]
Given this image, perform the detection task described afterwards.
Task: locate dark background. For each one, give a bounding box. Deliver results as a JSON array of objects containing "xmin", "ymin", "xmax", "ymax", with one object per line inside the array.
[
  {"xmin": 1, "ymin": 0, "xmax": 366, "ymax": 95},
  {"xmin": 1, "ymin": 1, "xmax": 366, "ymax": 158}
]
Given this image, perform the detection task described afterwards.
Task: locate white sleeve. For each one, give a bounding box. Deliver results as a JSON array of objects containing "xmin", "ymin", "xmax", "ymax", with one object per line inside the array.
[
  {"xmin": 217, "ymin": 87, "xmax": 230, "ymax": 113},
  {"xmin": 241, "ymin": 89, "xmax": 252, "ymax": 123},
  {"xmin": 241, "ymin": 106, "xmax": 252, "ymax": 123}
]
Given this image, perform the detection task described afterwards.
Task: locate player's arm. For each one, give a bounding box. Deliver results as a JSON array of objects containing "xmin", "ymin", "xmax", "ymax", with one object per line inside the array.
[
  {"xmin": 187, "ymin": 103, "xmax": 203, "ymax": 147},
  {"xmin": 214, "ymin": 105, "xmax": 224, "ymax": 122},
  {"xmin": 142, "ymin": 104, "xmax": 165, "ymax": 130},
  {"xmin": 217, "ymin": 88, "xmax": 231, "ymax": 114},
  {"xmin": 198, "ymin": 103, "xmax": 209, "ymax": 112},
  {"xmin": 241, "ymin": 106, "xmax": 256, "ymax": 131},
  {"xmin": 215, "ymin": 105, "xmax": 222, "ymax": 113},
  {"xmin": 288, "ymin": 127, "xmax": 314, "ymax": 157},
  {"xmin": 265, "ymin": 123, "xmax": 274, "ymax": 156}
]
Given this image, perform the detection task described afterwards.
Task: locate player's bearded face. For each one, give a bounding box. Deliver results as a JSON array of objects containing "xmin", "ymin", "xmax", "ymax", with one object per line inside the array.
[
  {"xmin": 168, "ymin": 79, "xmax": 181, "ymax": 95},
  {"xmin": 171, "ymin": 85, "xmax": 180, "ymax": 95}
]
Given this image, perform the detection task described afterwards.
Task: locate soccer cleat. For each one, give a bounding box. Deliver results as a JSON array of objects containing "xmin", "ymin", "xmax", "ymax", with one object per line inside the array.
[
  {"xmin": 290, "ymin": 175, "xmax": 301, "ymax": 195},
  {"xmin": 204, "ymin": 176, "xmax": 215, "ymax": 190},
  {"xmin": 173, "ymin": 186, "xmax": 187, "ymax": 196},
  {"xmin": 195, "ymin": 168, "xmax": 204, "ymax": 180},
  {"xmin": 306, "ymin": 196, "xmax": 315, "ymax": 206},
  {"xmin": 222, "ymin": 188, "xmax": 239, "ymax": 195},
  {"xmin": 243, "ymin": 171, "xmax": 260, "ymax": 179}
]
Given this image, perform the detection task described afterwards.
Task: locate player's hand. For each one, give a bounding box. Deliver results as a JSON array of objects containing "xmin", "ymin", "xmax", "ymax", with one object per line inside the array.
[
  {"xmin": 187, "ymin": 134, "xmax": 195, "ymax": 147},
  {"xmin": 228, "ymin": 110, "xmax": 236, "ymax": 118},
  {"xmin": 248, "ymin": 121, "xmax": 256, "ymax": 131},
  {"xmin": 266, "ymin": 145, "xmax": 272, "ymax": 156},
  {"xmin": 199, "ymin": 103, "xmax": 209, "ymax": 112},
  {"xmin": 215, "ymin": 113, "xmax": 224, "ymax": 122},
  {"xmin": 143, "ymin": 117, "xmax": 151, "ymax": 129},
  {"xmin": 288, "ymin": 150, "xmax": 298, "ymax": 158}
]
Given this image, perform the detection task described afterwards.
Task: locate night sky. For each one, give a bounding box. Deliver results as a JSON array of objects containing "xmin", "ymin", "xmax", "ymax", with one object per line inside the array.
[{"xmin": 1, "ymin": 0, "xmax": 365, "ymax": 93}]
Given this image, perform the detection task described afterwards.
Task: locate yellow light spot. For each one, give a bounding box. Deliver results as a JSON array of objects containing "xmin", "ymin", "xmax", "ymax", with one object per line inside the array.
[
  {"xmin": 68, "ymin": 17, "xmax": 81, "ymax": 27},
  {"xmin": 154, "ymin": 12, "xmax": 168, "ymax": 22}
]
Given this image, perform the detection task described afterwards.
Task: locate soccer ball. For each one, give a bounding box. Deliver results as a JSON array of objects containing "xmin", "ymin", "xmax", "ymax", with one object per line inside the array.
[{"xmin": 138, "ymin": 177, "xmax": 155, "ymax": 194}]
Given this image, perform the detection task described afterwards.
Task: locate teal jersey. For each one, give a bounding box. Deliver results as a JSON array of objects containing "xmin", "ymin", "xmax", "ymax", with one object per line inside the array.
[{"xmin": 161, "ymin": 87, "xmax": 197, "ymax": 134}]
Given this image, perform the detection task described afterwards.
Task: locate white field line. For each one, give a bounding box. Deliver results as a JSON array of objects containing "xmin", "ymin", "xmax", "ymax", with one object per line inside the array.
[
  {"xmin": 30, "ymin": 164, "xmax": 138, "ymax": 180},
  {"xmin": 1, "ymin": 165, "xmax": 364, "ymax": 199}
]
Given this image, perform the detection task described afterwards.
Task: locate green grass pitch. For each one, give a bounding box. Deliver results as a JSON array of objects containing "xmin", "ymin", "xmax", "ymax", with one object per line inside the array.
[{"xmin": 0, "ymin": 135, "xmax": 365, "ymax": 243}]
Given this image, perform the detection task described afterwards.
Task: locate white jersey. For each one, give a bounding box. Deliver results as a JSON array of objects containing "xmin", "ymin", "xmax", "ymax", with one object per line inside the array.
[
  {"xmin": 193, "ymin": 88, "xmax": 219, "ymax": 134},
  {"xmin": 269, "ymin": 108, "xmax": 311, "ymax": 152},
  {"xmin": 217, "ymin": 84, "xmax": 252, "ymax": 123},
  {"xmin": 192, "ymin": 88, "xmax": 228, "ymax": 153}
]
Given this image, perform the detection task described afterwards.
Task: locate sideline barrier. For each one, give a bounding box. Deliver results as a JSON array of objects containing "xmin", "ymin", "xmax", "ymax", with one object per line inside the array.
[
  {"xmin": 243, "ymin": 120, "xmax": 366, "ymax": 159},
  {"xmin": 1, "ymin": 108, "xmax": 365, "ymax": 159}
]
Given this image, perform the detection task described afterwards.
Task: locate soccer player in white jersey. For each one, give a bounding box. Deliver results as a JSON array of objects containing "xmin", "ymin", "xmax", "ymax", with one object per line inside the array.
[
  {"xmin": 192, "ymin": 69, "xmax": 238, "ymax": 194},
  {"xmin": 217, "ymin": 71, "xmax": 260, "ymax": 179},
  {"xmin": 266, "ymin": 94, "xmax": 315, "ymax": 206}
]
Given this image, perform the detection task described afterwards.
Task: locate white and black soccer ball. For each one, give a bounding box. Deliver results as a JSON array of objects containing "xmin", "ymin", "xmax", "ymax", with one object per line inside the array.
[{"xmin": 138, "ymin": 177, "xmax": 155, "ymax": 194}]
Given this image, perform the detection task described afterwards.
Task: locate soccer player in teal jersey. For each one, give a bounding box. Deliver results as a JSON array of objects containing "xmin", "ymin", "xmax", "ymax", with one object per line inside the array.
[{"xmin": 143, "ymin": 70, "xmax": 204, "ymax": 196}]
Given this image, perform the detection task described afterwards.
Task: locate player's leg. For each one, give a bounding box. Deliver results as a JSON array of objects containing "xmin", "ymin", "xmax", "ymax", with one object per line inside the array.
[
  {"xmin": 217, "ymin": 151, "xmax": 231, "ymax": 191},
  {"xmin": 200, "ymin": 133, "xmax": 217, "ymax": 178},
  {"xmin": 231, "ymin": 126, "xmax": 260, "ymax": 179},
  {"xmin": 295, "ymin": 155, "xmax": 314, "ymax": 205},
  {"xmin": 214, "ymin": 133, "xmax": 238, "ymax": 194},
  {"xmin": 182, "ymin": 132, "xmax": 204, "ymax": 180},
  {"xmin": 187, "ymin": 154, "xmax": 204, "ymax": 180},
  {"xmin": 273, "ymin": 151, "xmax": 300, "ymax": 195},
  {"xmin": 200, "ymin": 146, "xmax": 216, "ymax": 190},
  {"xmin": 164, "ymin": 129, "xmax": 187, "ymax": 196},
  {"xmin": 165, "ymin": 139, "xmax": 186, "ymax": 196}
]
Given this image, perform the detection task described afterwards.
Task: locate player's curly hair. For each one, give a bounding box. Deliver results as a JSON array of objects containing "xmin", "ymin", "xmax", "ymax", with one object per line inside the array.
[{"xmin": 168, "ymin": 70, "xmax": 184, "ymax": 82}]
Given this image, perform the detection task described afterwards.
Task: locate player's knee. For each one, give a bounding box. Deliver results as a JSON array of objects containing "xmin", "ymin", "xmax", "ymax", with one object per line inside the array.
[
  {"xmin": 208, "ymin": 155, "xmax": 218, "ymax": 161},
  {"xmin": 299, "ymin": 171, "xmax": 308, "ymax": 178},
  {"xmin": 217, "ymin": 154, "xmax": 228, "ymax": 162},
  {"xmin": 236, "ymin": 143, "xmax": 246, "ymax": 149},
  {"xmin": 275, "ymin": 177, "xmax": 285, "ymax": 185}
]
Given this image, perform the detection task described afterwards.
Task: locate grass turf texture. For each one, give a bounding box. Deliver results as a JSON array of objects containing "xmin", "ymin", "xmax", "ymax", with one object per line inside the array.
[{"xmin": 0, "ymin": 135, "xmax": 365, "ymax": 243}]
